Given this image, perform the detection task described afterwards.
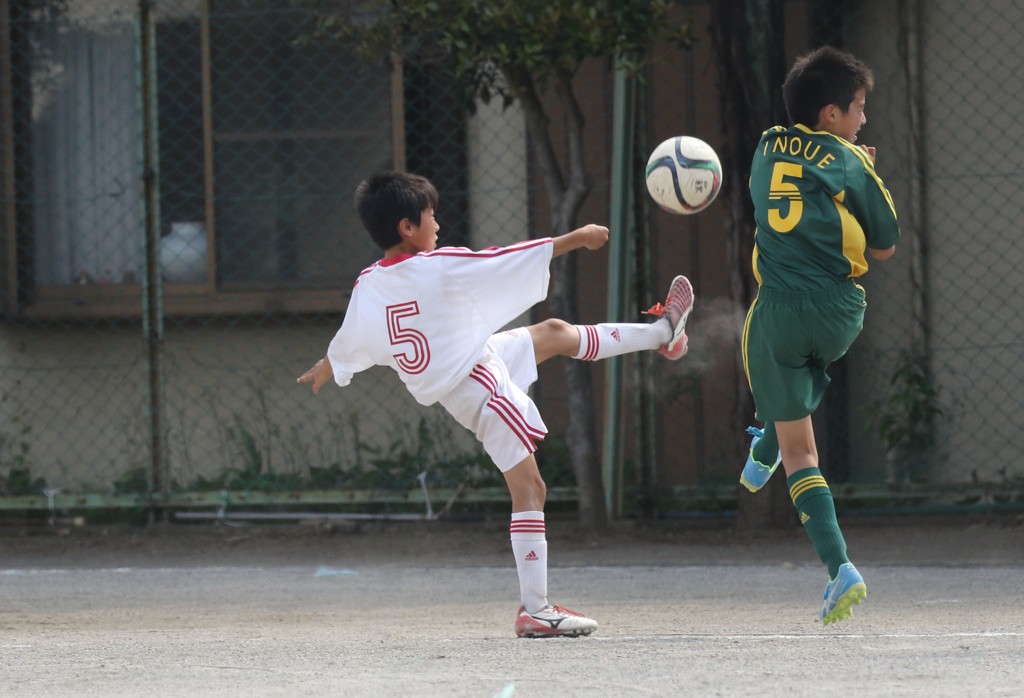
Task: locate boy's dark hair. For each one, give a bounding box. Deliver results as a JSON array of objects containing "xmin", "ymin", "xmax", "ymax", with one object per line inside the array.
[
  {"xmin": 783, "ymin": 46, "xmax": 875, "ymax": 127},
  {"xmin": 355, "ymin": 171, "xmax": 439, "ymax": 250}
]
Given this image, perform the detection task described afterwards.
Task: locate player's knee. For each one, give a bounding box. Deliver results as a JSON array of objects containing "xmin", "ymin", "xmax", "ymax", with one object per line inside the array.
[
  {"xmin": 505, "ymin": 462, "xmax": 547, "ymax": 510},
  {"xmin": 528, "ymin": 478, "xmax": 548, "ymax": 509},
  {"xmin": 528, "ymin": 318, "xmax": 579, "ymax": 362},
  {"xmin": 532, "ymin": 473, "xmax": 548, "ymax": 500},
  {"xmin": 516, "ymin": 467, "xmax": 546, "ymax": 499},
  {"xmin": 539, "ymin": 318, "xmax": 573, "ymax": 338},
  {"xmin": 540, "ymin": 318, "xmax": 578, "ymax": 353}
]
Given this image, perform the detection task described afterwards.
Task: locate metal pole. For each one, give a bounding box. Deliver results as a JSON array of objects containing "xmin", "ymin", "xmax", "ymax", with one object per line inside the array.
[
  {"xmin": 138, "ymin": 0, "xmax": 165, "ymax": 521},
  {"xmin": 0, "ymin": 0, "xmax": 18, "ymax": 314},
  {"xmin": 603, "ymin": 60, "xmax": 637, "ymax": 518},
  {"xmin": 900, "ymin": 0, "xmax": 930, "ymax": 351}
]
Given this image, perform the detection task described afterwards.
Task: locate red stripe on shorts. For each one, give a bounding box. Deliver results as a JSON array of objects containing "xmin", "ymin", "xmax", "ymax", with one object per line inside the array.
[{"xmin": 469, "ymin": 365, "xmax": 543, "ymax": 452}]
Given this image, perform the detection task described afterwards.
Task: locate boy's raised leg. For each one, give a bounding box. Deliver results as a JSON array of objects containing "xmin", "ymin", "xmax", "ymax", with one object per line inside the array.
[{"xmin": 531, "ymin": 275, "xmax": 695, "ymax": 366}]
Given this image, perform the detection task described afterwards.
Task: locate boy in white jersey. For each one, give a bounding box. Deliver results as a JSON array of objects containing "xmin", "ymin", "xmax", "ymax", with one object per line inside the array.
[{"xmin": 298, "ymin": 171, "xmax": 694, "ymax": 638}]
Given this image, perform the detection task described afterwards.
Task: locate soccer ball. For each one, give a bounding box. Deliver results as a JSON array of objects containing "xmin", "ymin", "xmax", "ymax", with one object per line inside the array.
[{"xmin": 644, "ymin": 136, "xmax": 723, "ymax": 215}]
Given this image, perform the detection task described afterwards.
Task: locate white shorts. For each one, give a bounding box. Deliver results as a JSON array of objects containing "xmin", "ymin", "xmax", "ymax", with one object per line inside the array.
[{"xmin": 439, "ymin": 328, "xmax": 547, "ymax": 472}]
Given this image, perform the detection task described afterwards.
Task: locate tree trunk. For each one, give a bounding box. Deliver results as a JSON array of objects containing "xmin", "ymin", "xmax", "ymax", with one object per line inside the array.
[
  {"xmin": 709, "ymin": 0, "xmax": 795, "ymax": 528},
  {"xmin": 549, "ymin": 251, "xmax": 607, "ymax": 530},
  {"xmin": 507, "ymin": 67, "xmax": 608, "ymax": 530}
]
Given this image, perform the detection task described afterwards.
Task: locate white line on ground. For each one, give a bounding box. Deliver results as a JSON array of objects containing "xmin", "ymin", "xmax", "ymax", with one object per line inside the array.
[{"xmin": 594, "ymin": 632, "xmax": 1024, "ymax": 641}]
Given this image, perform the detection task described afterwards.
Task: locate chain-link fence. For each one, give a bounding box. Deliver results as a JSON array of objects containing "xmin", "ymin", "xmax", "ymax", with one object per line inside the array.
[
  {"xmin": 1, "ymin": 0, "xmax": 1022, "ymax": 523},
  {"xmin": 820, "ymin": 0, "xmax": 1024, "ymax": 497}
]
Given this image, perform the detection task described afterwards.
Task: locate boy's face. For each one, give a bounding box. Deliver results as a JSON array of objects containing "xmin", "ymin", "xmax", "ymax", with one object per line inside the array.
[
  {"xmin": 817, "ymin": 88, "xmax": 867, "ymax": 142},
  {"xmin": 404, "ymin": 207, "xmax": 439, "ymax": 252}
]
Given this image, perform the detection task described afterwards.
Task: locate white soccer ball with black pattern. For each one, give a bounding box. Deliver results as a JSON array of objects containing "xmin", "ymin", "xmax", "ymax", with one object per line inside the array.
[{"xmin": 644, "ymin": 136, "xmax": 723, "ymax": 215}]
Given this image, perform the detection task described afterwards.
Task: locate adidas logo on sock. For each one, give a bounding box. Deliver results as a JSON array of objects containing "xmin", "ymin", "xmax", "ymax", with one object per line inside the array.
[
  {"xmin": 525, "ymin": 550, "xmax": 539, "ymax": 561},
  {"xmin": 611, "ymin": 329, "xmax": 621, "ymax": 342}
]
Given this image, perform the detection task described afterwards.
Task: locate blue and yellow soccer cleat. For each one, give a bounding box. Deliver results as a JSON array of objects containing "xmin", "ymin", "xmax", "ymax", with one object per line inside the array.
[
  {"xmin": 820, "ymin": 562, "xmax": 868, "ymax": 625},
  {"xmin": 739, "ymin": 426, "xmax": 782, "ymax": 493}
]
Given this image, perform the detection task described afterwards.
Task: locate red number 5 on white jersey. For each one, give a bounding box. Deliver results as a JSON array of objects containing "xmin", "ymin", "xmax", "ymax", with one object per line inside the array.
[{"xmin": 386, "ymin": 301, "xmax": 431, "ymax": 374}]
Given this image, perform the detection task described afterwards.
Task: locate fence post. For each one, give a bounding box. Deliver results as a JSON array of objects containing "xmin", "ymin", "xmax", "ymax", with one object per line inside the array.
[{"xmin": 603, "ymin": 59, "xmax": 638, "ymax": 519}]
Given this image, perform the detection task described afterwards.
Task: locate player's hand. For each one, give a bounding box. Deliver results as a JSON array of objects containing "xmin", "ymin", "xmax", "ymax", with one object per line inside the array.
[
  {"xmin": 551, "ymin": 224, "xmax": 610, "ymax": 258},
  {"xmin": 860, "ymin": 145, "xmax": 876, "ymax": 163},
  {"xmin": 297, "ymin": 356, "xmax": 333, "ymax": 394},
  {"xmin": 577, "ymin": 224, "xmax": 609, "ymax": 250}
]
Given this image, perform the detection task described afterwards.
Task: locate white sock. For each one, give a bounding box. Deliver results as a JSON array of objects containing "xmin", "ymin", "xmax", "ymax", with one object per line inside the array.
[
  {"xmin": 573, "ymin": 321, "xmax": 672, "ymax": 361},
  {"xmin": 510, "ymin": 511, "xmax": 548, "ymax": 613}
]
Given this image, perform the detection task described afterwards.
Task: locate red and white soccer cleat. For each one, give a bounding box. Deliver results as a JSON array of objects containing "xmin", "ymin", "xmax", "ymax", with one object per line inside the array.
[
  {"xmin": 514, "ymin": 604, "xmax": 599, "ymax": 638},
  {"xmin": 643, "ymin": 275, "xmax": 694, "ymax": 360}
]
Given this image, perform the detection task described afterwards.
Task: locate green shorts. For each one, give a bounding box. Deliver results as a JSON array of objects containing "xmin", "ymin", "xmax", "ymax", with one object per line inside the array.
[{"xmin": 742, "ymin": 279, "xmax": 866, "ymax": 422}]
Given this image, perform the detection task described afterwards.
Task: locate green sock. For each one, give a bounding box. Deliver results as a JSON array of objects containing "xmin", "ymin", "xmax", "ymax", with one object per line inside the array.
[
  {"xmin": 787, "ymin": 467, "xmax": 849, "ymax": 579},
  {"xmin": 751, "ymin": 422, "xmax": 779, "ymax": 465}
]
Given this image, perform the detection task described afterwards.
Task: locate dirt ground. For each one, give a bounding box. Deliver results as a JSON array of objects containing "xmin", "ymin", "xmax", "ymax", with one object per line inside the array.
[{"xmin": 2, "ymin": 514, "xmax": 1023, "ymax": 697}]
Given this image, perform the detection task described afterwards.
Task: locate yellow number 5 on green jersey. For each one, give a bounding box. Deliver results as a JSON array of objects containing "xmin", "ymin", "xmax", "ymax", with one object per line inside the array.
[{"xmin": 768, "ymin": 161, "xmax": 803, "ymax": 233}]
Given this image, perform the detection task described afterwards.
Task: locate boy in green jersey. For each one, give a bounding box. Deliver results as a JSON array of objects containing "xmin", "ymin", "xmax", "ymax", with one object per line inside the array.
[{"xmin": 740, "ymin": 46, "xmax": 900, "ymax": 625}]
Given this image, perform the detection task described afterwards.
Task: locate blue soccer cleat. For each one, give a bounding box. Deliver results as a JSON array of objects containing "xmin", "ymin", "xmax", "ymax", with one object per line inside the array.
[
  {"xmin": 739, "ymin": 425, "xmax": 782, "ymax": 493},
  {"xmin": 820, "ymin": 562, "xmax": 868, "ymax": 625}
]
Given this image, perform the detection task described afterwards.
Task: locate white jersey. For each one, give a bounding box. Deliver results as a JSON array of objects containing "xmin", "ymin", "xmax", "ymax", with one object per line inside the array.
[{"xmin": 327, "ymin": 238, "xmax": 554, "ymax": 406}]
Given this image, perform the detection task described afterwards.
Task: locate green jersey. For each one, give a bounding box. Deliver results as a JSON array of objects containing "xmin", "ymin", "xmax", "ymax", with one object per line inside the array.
[{"xmin": 749, "ymin": 124, "xmax": 900, "ymax": 291}]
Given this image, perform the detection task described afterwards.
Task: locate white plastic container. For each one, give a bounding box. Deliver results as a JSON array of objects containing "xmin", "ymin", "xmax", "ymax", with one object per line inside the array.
[{"xmin": 160, "ymin": 221, "xmax": 207, "ymax": 284}]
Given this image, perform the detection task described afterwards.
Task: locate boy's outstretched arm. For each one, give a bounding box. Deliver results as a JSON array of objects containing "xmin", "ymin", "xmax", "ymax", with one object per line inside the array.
[
  {"xmin": 551, "ymin": 224, "xmax": 609, "ymax": 258},
  {"xmin": 297, "ymin": 356, "xmax": 333, "ymax": 394}
]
